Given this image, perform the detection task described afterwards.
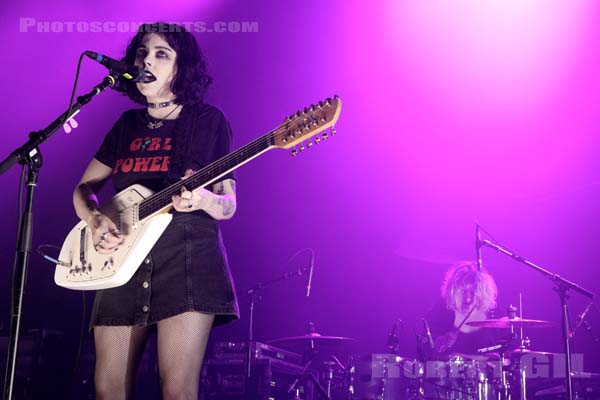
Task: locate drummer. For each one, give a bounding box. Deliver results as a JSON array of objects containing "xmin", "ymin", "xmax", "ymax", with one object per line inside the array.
[{"xmin": 420, "ymin": 261, "xmax": 498, "ymax": 359}]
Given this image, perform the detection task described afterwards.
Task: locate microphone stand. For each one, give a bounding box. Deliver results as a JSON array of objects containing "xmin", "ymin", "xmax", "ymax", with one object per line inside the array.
[
  {"xmin": 245, "ymin": 266, "xmax": 309, "ymax": 379},
  {"xmin": 0, "ymin": 74, "xmax": 117, "ymax": 400},
  {"xmin": 479, "ymin": 237, "xmax": 595, "ymax": 400}
]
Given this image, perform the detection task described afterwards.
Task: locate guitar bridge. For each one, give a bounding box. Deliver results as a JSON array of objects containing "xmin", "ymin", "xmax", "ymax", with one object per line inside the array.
[{"xmin": 79, "ymin": 227, "xmax": 86, "ymax": 266}]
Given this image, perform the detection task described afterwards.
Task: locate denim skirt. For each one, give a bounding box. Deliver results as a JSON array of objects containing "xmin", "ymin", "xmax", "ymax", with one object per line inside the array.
[{"xmin": 90, "ymin": 213, "xmax": 239, "ymax": 328}]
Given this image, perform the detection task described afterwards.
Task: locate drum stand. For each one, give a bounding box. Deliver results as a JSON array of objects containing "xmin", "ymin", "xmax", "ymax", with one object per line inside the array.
[
  {"xmin": 478, "ymin": 305, "xmax": 532, "ymax": 400},
  {"xmin": 323, "ymin": 355, "xmax": 346, "ymax": 399},
  {"xmin": 492, "ymin": 351, "xmax": 527, "ymax": 400},
  {"xmin": 287, "ymin": 357, "xmax": 330, "ymax": 400}
]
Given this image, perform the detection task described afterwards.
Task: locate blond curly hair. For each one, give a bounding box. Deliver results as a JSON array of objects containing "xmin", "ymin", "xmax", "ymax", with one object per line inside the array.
[{"xmin": 441, "ymin": 261, "xmax": 497, "ymax": 313}]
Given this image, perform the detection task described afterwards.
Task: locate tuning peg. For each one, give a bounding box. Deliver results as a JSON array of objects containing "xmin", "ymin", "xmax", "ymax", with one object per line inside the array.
[
  {"xmin": 318, "ymin": 101, "xmax": 324, "ymax": 108},
  {"xmin": 326, "ymin": 98, "xmax": 332, "ymax": 105},
  {"xmin": 331, "ymin": 127, "xmax": 337, "ymax": 136},
  {"xmin": 307, "ymin": 140, "xmax": 313, "ymax": 148},
  {"xmin": 322, "ymin": 132, "xmax": 329, "ymax": 140},
  {"xmin": 314, "ymin": 136, "xmax": 321, "ymax": 144},
  {"xmin": 291, "ymin": 148, "xmax": 298, "ymax": 156},
  {"xmin": 311, "ymin": 120, "xmax": 319, "ymax": 128},
  {"xmin": 300, "ymin": 143, "xmax": 306, "ymax": 152}
]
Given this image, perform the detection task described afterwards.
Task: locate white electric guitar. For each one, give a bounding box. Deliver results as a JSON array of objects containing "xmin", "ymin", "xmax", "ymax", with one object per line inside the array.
[{"xmin": 54, "ymin": 96, "xmax": 342, "ymax": 290}]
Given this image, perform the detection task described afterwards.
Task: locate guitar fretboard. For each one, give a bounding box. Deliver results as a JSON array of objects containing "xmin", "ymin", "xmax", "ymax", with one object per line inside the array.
[{"xmin": 138, "ymin": 132, "xmax": 274, "ymax": 220}]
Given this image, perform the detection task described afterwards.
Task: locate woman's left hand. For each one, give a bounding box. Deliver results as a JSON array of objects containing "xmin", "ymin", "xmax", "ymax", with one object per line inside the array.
[{"xmin": 172, "ymin": 169, "xmax": 212, "ymax": 212}]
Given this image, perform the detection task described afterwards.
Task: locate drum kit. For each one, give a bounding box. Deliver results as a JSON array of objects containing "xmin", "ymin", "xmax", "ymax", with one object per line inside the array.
[
  {"xmin": 265, "ymin": 313, "xmax": 587, "ymax": 400},
  {"xmin": 243, "ymin": 243, "xmax": 597, "ymax": 399}
]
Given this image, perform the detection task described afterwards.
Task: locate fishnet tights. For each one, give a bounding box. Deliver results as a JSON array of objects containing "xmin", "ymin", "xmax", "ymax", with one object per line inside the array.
[{"xmin": 94, "ymin": 312, "xmax": 214, "ymax": 400}]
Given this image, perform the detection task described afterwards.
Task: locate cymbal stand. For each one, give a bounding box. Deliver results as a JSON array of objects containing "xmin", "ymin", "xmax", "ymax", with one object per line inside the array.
[{"xmin": 517, "ymin": 296, "xmax": 528, "ymax": 400}]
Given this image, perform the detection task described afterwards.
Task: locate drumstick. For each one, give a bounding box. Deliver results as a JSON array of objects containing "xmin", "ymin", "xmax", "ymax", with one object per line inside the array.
[{"xmin": 456, "ymin": 306, "xmax": 476, "ymax": 330}]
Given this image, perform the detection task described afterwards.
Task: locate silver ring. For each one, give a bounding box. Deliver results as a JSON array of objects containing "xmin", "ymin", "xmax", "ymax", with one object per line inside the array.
[{"xmin": 100, "ymin": 232, "xmax": 109, "ymax": 241}]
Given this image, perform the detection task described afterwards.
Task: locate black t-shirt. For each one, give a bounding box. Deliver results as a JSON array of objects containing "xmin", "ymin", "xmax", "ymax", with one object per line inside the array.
[{"xmin": 95, "ymin": 103, "xmax": 234, "ymax": 194}]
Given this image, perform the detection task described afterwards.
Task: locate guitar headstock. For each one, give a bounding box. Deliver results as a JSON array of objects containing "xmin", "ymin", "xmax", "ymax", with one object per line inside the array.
[{"xmin": 272, "ymin": 96, "xmax": 342, "ymax": 155}]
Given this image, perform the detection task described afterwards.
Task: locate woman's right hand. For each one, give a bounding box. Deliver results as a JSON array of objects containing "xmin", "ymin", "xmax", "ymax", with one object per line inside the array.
[{"xmin": 86, "ymin": 211, "xmax": 124, "ymax": 254}]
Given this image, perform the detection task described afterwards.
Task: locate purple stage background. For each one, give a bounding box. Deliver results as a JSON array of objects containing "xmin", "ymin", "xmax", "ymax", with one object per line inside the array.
[{"xmin": 0, "ymin": 0, "xmax": 599, "ymax": 374}]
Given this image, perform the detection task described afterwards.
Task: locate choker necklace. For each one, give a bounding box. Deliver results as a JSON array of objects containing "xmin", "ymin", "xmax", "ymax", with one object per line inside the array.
[
  {"xmin": 147, "ymin": 105, "xmax": 181, "ymax": 130},
  {"xmin": 147, "ymin": 99, "xmax": 177, "ymax": 109}
]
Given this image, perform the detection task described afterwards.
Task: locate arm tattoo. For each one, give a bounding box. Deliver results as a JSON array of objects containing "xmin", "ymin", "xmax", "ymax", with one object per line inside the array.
[
  {"xmin": 211, "ymin": 180, "xmax": 236, "ymax": 217},
  {"xmin": 212, "ymin": 196, "xmax": 235, "ymax": 217},
  {"xmin": 223, "ymin": 199, "xmax": 235, "ymax": 216}
]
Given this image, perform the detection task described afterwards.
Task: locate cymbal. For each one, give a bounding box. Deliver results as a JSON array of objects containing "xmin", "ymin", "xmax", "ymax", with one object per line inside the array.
[
  {"xmin": 506, "ymin": 348, "xmax": 558, "ymax": 357},
  {"xmin": 466, "ymin": 317, "xmax": 556, "ymax": 329},
  {"xmin": 268, "ymin": 334, "xmax": 354, "ymax": 347}
]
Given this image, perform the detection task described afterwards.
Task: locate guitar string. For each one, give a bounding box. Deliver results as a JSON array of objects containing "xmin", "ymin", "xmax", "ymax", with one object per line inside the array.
[
  {"xmin": 142, "ymin": 114, "xmax": 328, "ymax": 208},
  {"xmin": 139, "ymin": 131, "xmax": 275, "ymax": 217},
  {"xmin": 139, "ymin": 109, "xmax": 335, "ymax": 217},
  {"xmin": 144, "ymin": 112, "xmax": 332, "ymax": 209},
  {"xmin": 139, "ymin": 128, "xmax": 276, "ymax": 214}
]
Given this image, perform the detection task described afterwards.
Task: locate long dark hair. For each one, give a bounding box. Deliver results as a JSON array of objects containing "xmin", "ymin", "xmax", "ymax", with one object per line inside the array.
[{"xmin": 114, "ymin": 22, "xmax": 212, "ymax": 105}]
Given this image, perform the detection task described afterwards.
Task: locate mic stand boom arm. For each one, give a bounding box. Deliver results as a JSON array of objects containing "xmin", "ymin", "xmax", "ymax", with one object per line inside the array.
[
  {"xmin": 0, "ymin": 74, "xmax": 117, "ymax": 176},
  {"xmin": 479, "ymin": 238, "xmax": 595, "ymax": 400}
]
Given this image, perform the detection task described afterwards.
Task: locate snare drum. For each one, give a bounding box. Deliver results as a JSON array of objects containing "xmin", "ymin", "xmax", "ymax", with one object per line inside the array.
[
  {"xmin": 348, "ymin": 354, "xmax": 424, "ymax": 400},
  {"xmin": 423, "ymin": 355, "xmax": 490, "ymax": 400}
]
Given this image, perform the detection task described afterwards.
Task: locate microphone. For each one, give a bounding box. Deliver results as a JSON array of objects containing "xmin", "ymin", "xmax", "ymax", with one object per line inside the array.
[
  {"xmin": 387, "ymin": 319, "xmax": 402, "ymax": 352},
  {"xmin": 476, "ymin": 223, "xmax": 483, "ymax": 272},
  {"xmin": 422, "ymin": 318, "xmax": 434, "ymax": 350},
  {"xmin": 84, "ymin": 51, "xmax": 146, "ymax": 82},
  {"xmin": 570, "ymin": 301, "xmax": 593, "ymax": 338},
  {"xmin": 305, "ymin": 253, "xmax": 314, "ymax": 297}
]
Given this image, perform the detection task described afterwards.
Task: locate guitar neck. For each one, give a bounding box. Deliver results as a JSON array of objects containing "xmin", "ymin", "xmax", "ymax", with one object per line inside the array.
[
  {"xmin": 138, "ymin": 131, "xmax": 274, "ymax": 220},
  {"xmin": 137, "ymin": 95, "xmax": 342, "ymax": 220}
]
